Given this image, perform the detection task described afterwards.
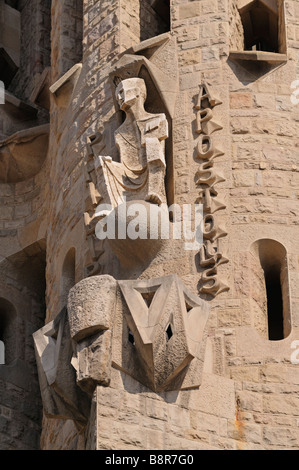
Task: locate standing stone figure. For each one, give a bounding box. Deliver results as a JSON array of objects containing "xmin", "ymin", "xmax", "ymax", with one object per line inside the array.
[{"xmin": 95, "ymin": 77, "xmax": 168, "ymax": 208}]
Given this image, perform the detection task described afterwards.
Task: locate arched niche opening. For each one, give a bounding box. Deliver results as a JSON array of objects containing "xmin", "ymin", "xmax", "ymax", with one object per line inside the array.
[
  {"xmin": 251, "ymin": 239, "xmax": 291, "ymax": 341},
  {"xmin": 140, "ymin": 0, "xmax": 171, "ymax": 42},
  {"xmin": 0, "ymin": 297, "xmax": 17, "ymax": 365},
  {"xmin": 2, "ymin": 239, "xmax": 47, "ymax": 355},
  {"xmin": 0, "ymin": 240, "xmax": 46, "ymax": 449},
  {"xmin": 0, "ymin": 1, "xmax": 20, "ymax": 87},
  {"xmin": 60, "ymin": 248, "xmax": 76, "ymax": 309}
]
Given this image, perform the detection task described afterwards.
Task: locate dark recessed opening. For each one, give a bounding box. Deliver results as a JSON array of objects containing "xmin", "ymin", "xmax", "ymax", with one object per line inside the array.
[
  {"xmin": 166, "ymin": 324, "xmax": 173, "ymax": 342},
  {"xmin": 151, "ymin": 0, "xmax": 170, "ymax": 31},
  {"xmin": 141, "ymin": 291, "xmax": 156, "ymax": 308},
  {"xmin": 128, "ymin": 330, "xmax": 135, "ymax": 345},
  {"xmin": 4, "ymin": 1, "xmax": 19, "ymax": 9},
  {"xmin": 0, "ymin": 49, "xmax": 18, "ymax": 87},
  {"xmin": 264, "ymin": 266, "xmax": 284, "ymax": 341},
  {"xmin": 254, "ymin": 239, "xmax": 291, "ymax": 342},
  {"xmin": 0, "ymin": 298, "xmax": 17, "ymax": 365},
  {"xmin": 240, "ymin": 0, "xmax": 279, "ymax": 53}
]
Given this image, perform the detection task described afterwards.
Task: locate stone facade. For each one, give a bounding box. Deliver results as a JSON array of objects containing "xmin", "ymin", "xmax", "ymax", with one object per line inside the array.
[{"xmin": 1, "ymin": 0, "xmax": 299, "ymax": 451}]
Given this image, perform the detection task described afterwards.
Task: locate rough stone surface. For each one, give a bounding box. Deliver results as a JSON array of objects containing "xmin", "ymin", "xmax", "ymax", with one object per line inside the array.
[{"xmin": 1, "ymin": 0, "xmax": 299, "ymax": 451}]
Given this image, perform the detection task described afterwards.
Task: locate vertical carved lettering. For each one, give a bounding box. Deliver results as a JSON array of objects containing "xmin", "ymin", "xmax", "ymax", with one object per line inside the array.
[{"xmin": 195, "ymin": 83, "xmax": 229, "ymax": 298}]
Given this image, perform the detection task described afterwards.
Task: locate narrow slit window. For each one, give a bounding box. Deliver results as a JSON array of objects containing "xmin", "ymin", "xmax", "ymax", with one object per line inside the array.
[
  {"xmin": 253, "ymin": 239, "xmax": 291, "ymax": 341},
  {"xmin": 3, "ymin": 0, "xmax": 52, "ymax": 104},
  {"xmin": 264, "ymin": 261, "xmax": 284, "ymax": 340},
  {"xmin": 140, "ymin": 0, "xmax": 171, "ymax": 42},
  {"xmin": 150, "ymin": 0, "xmax": 170, "ymax": 31}
]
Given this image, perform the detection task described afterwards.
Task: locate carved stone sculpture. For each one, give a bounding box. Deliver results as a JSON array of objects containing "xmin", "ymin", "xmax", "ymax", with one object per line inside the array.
[
  {"xmin": 0, "ymin": 1, "xmax": 20, "ymax": 86},
  {"xmin": 84, "ymin": 34, "xmax": 179, "ymax": 276},
  {"xmin": 95, "ymin": 77, "xmax": 168, "ymax": 209},
  {"xmin": 84, "ymin": 77, "xmax": 170, "ymax": 271},
  {"xmin": 33, "ymin": 274, "xmax": 210, "ymax": 421},
  {"xmin": 67, "ymin": 275, "xmax": 117, "ymax": 395},
  {"xmin": 194, "ymin": 83, "xmax": 229, "ymax": 297},
  {"xmin": 33, "ymin": 309, "xmax": 90, "ymax": 425},
  {"xmin": 33, "ymin": 277, "xmax": 117, "ymax": 424},
  {"xmin": 115, "ymin": 274, "xmax": 210, "ymax": 392}
]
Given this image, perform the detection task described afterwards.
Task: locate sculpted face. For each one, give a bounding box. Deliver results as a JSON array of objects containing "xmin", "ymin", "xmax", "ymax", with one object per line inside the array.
[{"xmin": 116, "ymin": 78, "xmax": 146, "ymax": 111}]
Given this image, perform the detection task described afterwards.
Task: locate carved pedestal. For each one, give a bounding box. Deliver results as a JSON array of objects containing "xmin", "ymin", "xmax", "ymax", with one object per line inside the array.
[{"xmin": 33, "ymin": 274, "xmax": 210, "ymax": 447}]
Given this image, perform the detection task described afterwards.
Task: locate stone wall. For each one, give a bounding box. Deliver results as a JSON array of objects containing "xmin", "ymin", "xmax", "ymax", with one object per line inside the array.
[
  {"xmin": 51, "ymin": 0, "xmax": 83, "ymax": 82},
  {"xmin": 0, "ymin": 241, "xmax": 46, "ymax": 449},
  {"xmin": 1, "ymin": 0, "xmax": 299, "ymax": 451},
  {"xmin": 0, "ymin": 0, "xmax": 51, "ymax": 448},
  {"xmin": 8, "ymin": 0, "xmax": 52, "ymax": 102},
  {"xmin": 0, "ymin": 157, "xmax": 48, "ymax": 450},
  {"xmin": 40, "ymin": 0, "xmax": 299, "ymax": 451}
]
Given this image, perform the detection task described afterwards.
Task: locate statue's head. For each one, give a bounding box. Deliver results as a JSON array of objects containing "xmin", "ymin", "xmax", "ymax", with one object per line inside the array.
[{"xmin": 115, "ymin": 78, "xmax": 147, "ymax": 111}]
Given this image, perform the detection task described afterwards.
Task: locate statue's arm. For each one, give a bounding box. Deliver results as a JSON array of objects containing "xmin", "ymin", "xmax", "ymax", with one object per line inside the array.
[{"xmin": 144, "ymin": 114, "xmax": 168, "ymax": 141}]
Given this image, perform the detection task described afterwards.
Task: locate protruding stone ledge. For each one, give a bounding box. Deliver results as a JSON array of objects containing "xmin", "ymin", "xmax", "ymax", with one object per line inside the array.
[
  {"xmin": 49, "ymin": 63, "xmax": 82, "ymax": 108},
  {"xmin": 0, "ymin": 123, "xmax": 49, "ymax": 183},
  {"xmin": 229, "ymin": 50, "xmax": 287, "ymax": 64}
]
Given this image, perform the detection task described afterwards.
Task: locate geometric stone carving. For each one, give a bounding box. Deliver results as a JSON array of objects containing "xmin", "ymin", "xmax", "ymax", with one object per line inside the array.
[
  {"xmin": 33, "ymin": 276, "xmax": 118, "ymax": 424},
  {"xmin": 84, "ymin": 145, "xmax": 105, "ymax": 277},
  {"xmin": 33, "ymin": 309, "xmax": 90, "ymax": 425},
  {"xmin": 49, "ymin": 63, "xmax": 82, "ymax": 109},
  {"xmin": 195, "ymin": 83, "xmax": 229, "ymax": 297},
  {"xmin": 237, "ymin": 0, "xmax": 278, "ymax": 13},
  {"xmin": 34, "ymin": 274, "xmax": 210, "ymax": 423},
  {"xmin": 84, "ymin": 77, "xmax": 169, "ymax": 274},
  {"xmin": 95, "ymin": 77, "xmax": 168, "ymax": 209},
  {"xmin": 84, "ymin": 33, "xmax": 179, "ymax": 276},
  {"xmin": 110, "ymin": 33, "xmax": 179, "ymax": 120},
  {"xmin": 116, "ymin": 274, "xmax": 210, "ymax": 392},
  {"xmin": 67, "ymin": 276, "xmax": 117, "ymax": 396},
  {"xmin": 67, "ymin": 275, "xmax": 117, "ymax": 342},
  {"xmin": 104, "ymin": 200, "xmax": 169, "ymax": 269}
]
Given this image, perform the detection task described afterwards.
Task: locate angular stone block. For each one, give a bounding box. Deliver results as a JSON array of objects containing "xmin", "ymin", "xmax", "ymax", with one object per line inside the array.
[
  {"xmin": 116, "ymin": 274, "xmax": 210, "ymax": 392},
  {"xmin": 68, "ymin": 275, "xmax": 117, "ymax": 342},
  {"xmin": 33, "ymin": 309, "xmax": 90, "ymax": 424}
]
